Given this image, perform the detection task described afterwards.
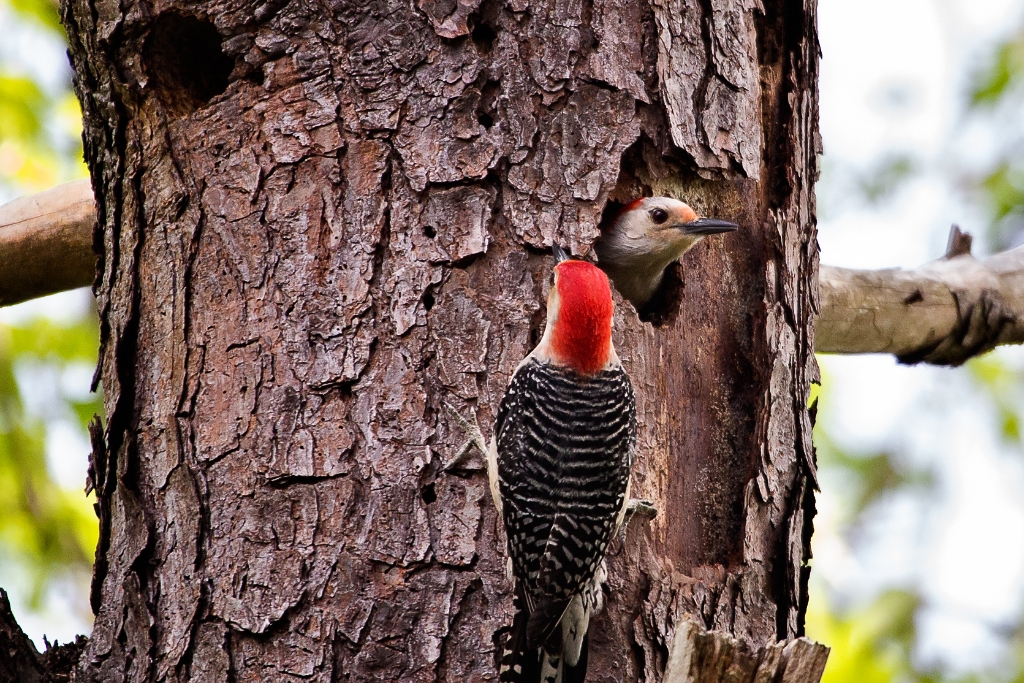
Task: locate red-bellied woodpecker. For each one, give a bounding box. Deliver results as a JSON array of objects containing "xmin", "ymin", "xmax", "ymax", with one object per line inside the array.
[
  {"xmin": 594, "ymin": 197, "xmax": 738, "ymax": 309},
  {"xmin": 446, "ymin": 245, "xmax": 651, "ymax": 683}
]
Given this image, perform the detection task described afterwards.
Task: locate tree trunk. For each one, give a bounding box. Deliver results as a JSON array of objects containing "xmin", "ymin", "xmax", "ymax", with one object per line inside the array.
[{"xmin": 53, "ymin": 0, "xmax": 823, "ymax": 680}]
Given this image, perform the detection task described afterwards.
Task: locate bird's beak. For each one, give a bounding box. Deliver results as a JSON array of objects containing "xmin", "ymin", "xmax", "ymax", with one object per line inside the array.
[
  {"xmin": 677, "ymin": 217, "xmax": 739, "ymax": 235},
  {"xmin": 552, "ymin": 243, "xmax": 570, "ymax": 264}
]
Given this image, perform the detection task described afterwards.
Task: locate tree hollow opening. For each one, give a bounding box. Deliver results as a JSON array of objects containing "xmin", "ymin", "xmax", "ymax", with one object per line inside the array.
[{"xmin": 143, "ymin": 13, "xmax": 233, "ymax": 117}]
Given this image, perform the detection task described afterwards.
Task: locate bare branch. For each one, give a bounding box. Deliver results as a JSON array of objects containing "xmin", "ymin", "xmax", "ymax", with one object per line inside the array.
[
  {"xmin": 817, "ymin": 224, "xmax": 1024, "ymax": 366},
  {"xmin": 0, "ymin": 179, "xmax": 95, "ymax": 307},
  {"xmin": 3, "ymin": 184, "xmax": 1024, "ymax": 367}
]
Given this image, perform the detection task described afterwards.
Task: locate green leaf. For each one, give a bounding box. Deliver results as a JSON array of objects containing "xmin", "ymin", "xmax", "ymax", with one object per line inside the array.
[
  {"xmin": 7, "ymin": 0, "xmax": 62, "ymax": 34},
  {"xmin": 973, "ymin": 33, "xmax": 1024, "ymax": 105}
]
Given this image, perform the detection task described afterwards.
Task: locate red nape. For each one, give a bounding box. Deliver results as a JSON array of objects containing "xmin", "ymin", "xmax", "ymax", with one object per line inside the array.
[
  {"xmin": 550, "ymin": 261, "xmax": 614, "ymax": 375},
  {"xmin": 614, "ymin": 197, "xmax": 646, "ymax": 221}
]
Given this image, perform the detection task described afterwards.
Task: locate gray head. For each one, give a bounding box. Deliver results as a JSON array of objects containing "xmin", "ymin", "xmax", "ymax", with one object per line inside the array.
[{"xmin": 594, "ymin": 197, "xmax": 737, "ymax": 308}]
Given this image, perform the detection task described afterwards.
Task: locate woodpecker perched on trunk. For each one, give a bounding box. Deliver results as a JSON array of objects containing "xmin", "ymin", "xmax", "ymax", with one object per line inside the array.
[
  {"xmin": 447, "ymin": 245, "xmax": 644, "ymax": 683},
  {"xmin": 594, "ymin": 197, "xmax": 738, "ymax": 309}
]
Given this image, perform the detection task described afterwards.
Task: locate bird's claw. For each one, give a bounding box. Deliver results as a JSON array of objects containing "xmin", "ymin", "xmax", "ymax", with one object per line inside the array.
[
  {"xmin": 627, "ymin": 498, "xmax": 658, "ymax": 519},
  {"xmin": 443, "ymin": 400, "xmax": 488, "ymax": 471},
  {"xmin": 619, "ymin": 498, "xmax": 658, "ymax": 538}
]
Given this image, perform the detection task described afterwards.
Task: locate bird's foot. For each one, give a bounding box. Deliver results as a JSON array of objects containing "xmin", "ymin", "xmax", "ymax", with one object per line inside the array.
[
  {"xmin": 442, "ymin": 401, "xmax": 488, "ymax": 471},
  {"xmin": 627, "ymin": 498, "xmax": 658, "ymax": 520},
  {"xmin": 620, "ymin": 498, "xmax": 658, "ymax": 537}
]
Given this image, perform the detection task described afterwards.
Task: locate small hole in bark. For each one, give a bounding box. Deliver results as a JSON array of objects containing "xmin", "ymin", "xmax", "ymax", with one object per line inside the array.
[
  {"xmin": 424, "ymin": 224, "xmax": 437, "ymax": 239},
  {"xmin": 452, "ymin": 252, "xmax": 482, "ymax": 270},
  {"xmin": 242, "ymin": 67, "xmax": 264, "ymax": 86},
  {"xmin": 477, "ymin": 80, "xmax": 499, "ymax": 129},
  {"xmin": 143, "ymin": 12, "xmax": 233, "ymax": 117},
  {"xmin": 421, "ymin": 483, "xmax": 437, "ymax": 504},
  {"xmin": 600, "ymin": 200, "xmax": 627, "ymax": 225},
  {"xmin": 423, "ymin": 290, "xmax": 436, "ymax": 311},
  {"xmin": 528, "ymin": 321, "xmax": 541, "ymax": 348}
]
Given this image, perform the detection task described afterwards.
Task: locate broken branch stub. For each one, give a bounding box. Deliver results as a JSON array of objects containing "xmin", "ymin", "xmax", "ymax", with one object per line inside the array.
[
  {"xmin": 817, "ymin": 225, "xmax": 1024, "ymax": 366},
  {"xmin": 0, "ymin": 179, "xmax": 95, "ymax": 306},
  {"xmin": 664, "ymin": 619, "xmax": 830, "ymax": 683}
]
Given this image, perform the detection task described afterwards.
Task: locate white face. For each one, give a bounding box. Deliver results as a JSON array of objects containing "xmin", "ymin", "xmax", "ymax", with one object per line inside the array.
[
  {"xmin": 595, "ymin": 196, "xmax": 737, "ymax": 306},
  {"xmin": 612, "ymin": 197, "xmax": 704, "ymax": 264}
]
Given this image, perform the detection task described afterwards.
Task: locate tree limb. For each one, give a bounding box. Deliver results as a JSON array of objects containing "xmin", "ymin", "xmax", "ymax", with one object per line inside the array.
[
  {"xmin": 817, "ymin": 225, "xmax": 1024, "ymax": 366},
  {"xmin": 0, "ymin": 179, "xmax": 95, "ymax": 306},
  {"xmin": 3, "ymin": 183, "xmax": 1022, "ymax": 367}
]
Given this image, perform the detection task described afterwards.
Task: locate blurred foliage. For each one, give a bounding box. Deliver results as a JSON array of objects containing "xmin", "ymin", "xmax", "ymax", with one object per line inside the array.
[
  {"xmin": 971, "ymin": 24, "xmax": 1024, "ymax": 250},
  {"xmin": 0, "ymin": 0, "xmax": 86, "ymax": 194},
  {"xmin": 0, "ymin": 0, "xmax": 98, "ymax": 621},
  {"xmin": 809, "ymin": 590, "xmax": 921, "ymax": 683},
  {"xmin": 0, "ymin": 311, "xmax": 101, "ymax": 608},
  {"xmin": 858, "ymin": 155, "xmax": 918, "ymax": 206},
  {"xmin": 814, "ymin": 430, "xmax": 931, "ymax": 523},
  {"xmin": 807, "ymin": 365, "xmax": 936, "ymax": 682},
  {"xmin": 8, "ymin": 0, "xmax": 60, "ymax": 32},
  {"xmin": 816, "ymin": 154, "xmax": 920, "ymax": 223},
  {"xmin": 973, "ymin": 30, "xmax": 1024, "ymax": 107},
  {"xmin": 809, "ymin": 354, "xmax": 1024, "ymax": 683},
  {"xmin": 967, "ymin": 354, "xmax": 1024, "ymax": 445},
  {"xmin": 979, "ymin": 162, "xmax": 1024, "ymax": 251},
  {"xmin": 813, "ymin": 589, "xmax": 1024, "ymax": 683},
  {"xmin": 811, "ymin": 366, "xmax": 934, "ymax": 525},
  {"xmin": 809, "ymin": 19, "xmax": 1024, "ymax": 683}
]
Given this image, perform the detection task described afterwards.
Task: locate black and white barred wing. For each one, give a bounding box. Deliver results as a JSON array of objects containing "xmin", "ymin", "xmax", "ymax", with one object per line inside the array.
[{"xmin": 494, "ymin": 359, "xmax": 636, "ymax": 634}]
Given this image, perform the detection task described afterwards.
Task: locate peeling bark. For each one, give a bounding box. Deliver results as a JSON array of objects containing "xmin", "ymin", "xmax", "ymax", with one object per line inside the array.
[{"xmin": 45, "ymin": 0, "xmax": 824, "ymax": 680}]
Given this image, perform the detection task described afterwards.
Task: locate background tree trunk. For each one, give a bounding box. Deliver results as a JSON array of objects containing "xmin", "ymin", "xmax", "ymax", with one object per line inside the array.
[{"xmin": 55, "ymin": 0, "xmax": 822, "ymax": 680}]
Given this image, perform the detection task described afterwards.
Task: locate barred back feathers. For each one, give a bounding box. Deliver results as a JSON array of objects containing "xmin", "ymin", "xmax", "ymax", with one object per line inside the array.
[{"xmin": 494, "ymin": 358, "xmax": 636, "ymax": 683}]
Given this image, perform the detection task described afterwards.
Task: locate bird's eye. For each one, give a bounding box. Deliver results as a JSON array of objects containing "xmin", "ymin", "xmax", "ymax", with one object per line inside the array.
[{"xmin": 650, "ymin": 208, "xmax": 669, "ymax": 224}]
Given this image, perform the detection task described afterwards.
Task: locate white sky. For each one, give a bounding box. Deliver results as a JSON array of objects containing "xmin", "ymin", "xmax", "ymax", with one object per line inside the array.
[{"xmin": 815, "ymin": 0, "xmax": 1024, "ymax": 673}]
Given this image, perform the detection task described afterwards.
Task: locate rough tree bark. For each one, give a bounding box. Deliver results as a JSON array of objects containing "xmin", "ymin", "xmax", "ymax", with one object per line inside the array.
[{"xmin": 21, "ymin": 0, "xmax": 822, "ymax": 680}]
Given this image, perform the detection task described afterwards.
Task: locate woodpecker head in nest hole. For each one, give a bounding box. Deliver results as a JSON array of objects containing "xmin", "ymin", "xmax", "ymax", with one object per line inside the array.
[{"xmin": 594, "ymin": 196, "xmax": 738, "ymax": 309}]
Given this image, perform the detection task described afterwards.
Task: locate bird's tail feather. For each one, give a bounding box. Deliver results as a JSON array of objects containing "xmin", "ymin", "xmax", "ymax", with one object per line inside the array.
[
  {"xmin": 540, "ymin": 649, "xmax": 560, "ymax": 683},
  {"xmin": 537, "ymin": 635, "xmax": 587, "ymax": 683},
  {"xmin": 500, "ymin": 599, "xmax": 542, "ymax": 682},
  {"xmin": 500, "ymin": 595, "xmax": 589, "ymax": 683},
  {"xmin": 562, "ymin": 633, "xmax": 589, "ymax": 683}
]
